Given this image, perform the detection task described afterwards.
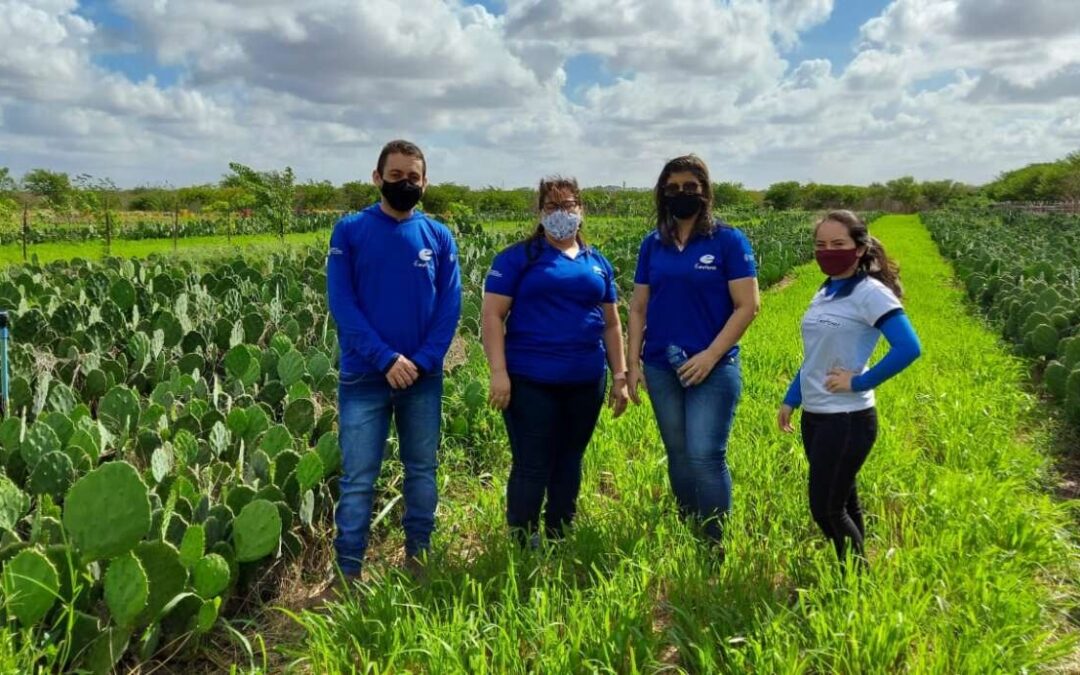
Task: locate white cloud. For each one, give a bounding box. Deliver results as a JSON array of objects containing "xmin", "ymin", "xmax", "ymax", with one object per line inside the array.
[{"xmin": 0, "ymin": 0, "xmax": 1077, "ymax": 189}]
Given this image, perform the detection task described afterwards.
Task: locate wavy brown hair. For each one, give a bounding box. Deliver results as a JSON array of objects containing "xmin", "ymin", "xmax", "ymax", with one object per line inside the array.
[
  {"xmin": 815, "ymin": 209, "xmax": 903, "ymax": 298},
  {"xmin": 653, "ymin": 154, "xmax": 715, "ymax": 246}
]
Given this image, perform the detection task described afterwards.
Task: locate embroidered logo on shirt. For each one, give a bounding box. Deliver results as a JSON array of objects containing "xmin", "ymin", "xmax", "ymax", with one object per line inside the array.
[
  {"xmin": 695, "ymin": 254, "xmax": 718, "ymax": 271},
  {"xmin": 592, "ymin": 265, "xmax": 605, "ymax": 277},
  {"xmin": 415, "ymin": 248, "xmax": 434, "ymax": 268},
  {"xmin": 328, "ymin": 247, "xmax": 344, "ymax": 256},
  {"xmin": 488, "ymin": 269, "xmax": 503, "ymax": 278}
]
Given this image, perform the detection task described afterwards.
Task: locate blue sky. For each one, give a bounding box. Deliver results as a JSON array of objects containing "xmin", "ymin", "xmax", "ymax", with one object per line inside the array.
[{"xmin": 79, "ymin": 0, "xmax": 892, "ymax": 102}]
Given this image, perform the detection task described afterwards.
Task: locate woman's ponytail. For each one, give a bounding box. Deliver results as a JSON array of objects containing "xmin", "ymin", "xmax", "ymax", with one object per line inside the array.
[
  {"xmin": 860, "ymin": 235, "xmax": 903, "ymax": 299},
  {"xmin": 816, "ymin": 210, "xmax": 903, "ymax": 299}
]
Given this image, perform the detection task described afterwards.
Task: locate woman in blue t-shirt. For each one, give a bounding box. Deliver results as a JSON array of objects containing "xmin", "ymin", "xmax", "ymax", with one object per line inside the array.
[
  {"xmin": 482, "ymin": 176, "xmax": 630, "ymax": 546},
  {"xmin": 626, "ymin": 155, "xmax": 761, "ymax": 543},
  {"xmin": 777, "ymin": 210, "xmax": 922, "ymax": 565}
]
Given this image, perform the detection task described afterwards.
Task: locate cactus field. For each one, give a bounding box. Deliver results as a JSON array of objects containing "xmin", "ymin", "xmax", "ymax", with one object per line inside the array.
[
  {"xmin": 0, "ymin": 213, "xmax": 1077, "ymax": 672},
  {"xmin": 925, "ymin": 209, "xmax": 1080, "ymax": 423}
]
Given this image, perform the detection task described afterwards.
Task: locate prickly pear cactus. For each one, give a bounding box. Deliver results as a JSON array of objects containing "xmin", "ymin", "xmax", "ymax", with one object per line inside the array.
[
  {"xmin": 315, "ymin": 431, "xmax": 340, "ymax": 477},
  {"xmin": 27, "ymin": 450, "xmax": 76, "ymax": 500},
  {"xmin": 104, "ymin": 551, "xmax": 149, "ymax": 627},
  {"xmin": 21, "ymin": 421, "xmax": 61, "ymax": 471},
  {"xmin": 99, "ymin": 385, "xmax": 141, "ymax": 436},
  {"xmin": 284, "ymin": 398, "xmax": 316, "ymax": 437},
  {"xmin": 295, "ymin": 452, "xmax": 324, "ymax": 494},
  {"xmin": 62, "ymin": 462, "xmax": 151, "ymax": 561},
  {"xmin": 193, "ymin": 553, "xmax": 230, "ymax": 598},
  {"xmin": 0, "ymin": 474, "xmax": 29, "ymax": 530},
  {"xmin": 134, "ymin": 540, "xmax": 187, "ymax": 626},
  {"xmin": 178, "ymin": 524, "xmax": 205, "ymax": 570},
  {"xmin": 1, "ymin": 547, "xmax": 59, "ymax": 625},
  {"xmin": 231, "ymin": 499, "xmax": 282, "ymax": 563},
  {"xmin": 277, "ymin": 349, "xmax": 306, "ymax": 387},
  {"xmin": 193, "ymin": 597, "xmax": 221, "ymax": 634}
]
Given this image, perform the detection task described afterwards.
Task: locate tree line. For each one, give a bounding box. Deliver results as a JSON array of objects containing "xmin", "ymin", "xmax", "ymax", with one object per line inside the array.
[{"xmin": 2, "ymin": 150, "xmax": 1077, "ymax": 221}]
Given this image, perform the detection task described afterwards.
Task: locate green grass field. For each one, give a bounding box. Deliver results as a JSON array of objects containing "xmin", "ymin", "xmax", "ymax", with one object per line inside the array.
[
  {"xmin": 259, "ymin": 215, "xmax": 1077, "ymax": 672},
  {"xmin": 0, "ymin": 231, "xmax": 332, "ymax": 266}
]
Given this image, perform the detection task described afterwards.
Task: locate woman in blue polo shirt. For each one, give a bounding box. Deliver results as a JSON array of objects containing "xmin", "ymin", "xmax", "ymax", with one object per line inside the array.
[
  {"xmin": 777, "ymin": 210, "xmax": 922, "ymax": 565},
  {"xmin": 626, "ymin": 155, "xmax": 761, "ymax": 543},
  {"xmin": 482, "ymin": 176, "xmax": 629, "ymax": 546}
]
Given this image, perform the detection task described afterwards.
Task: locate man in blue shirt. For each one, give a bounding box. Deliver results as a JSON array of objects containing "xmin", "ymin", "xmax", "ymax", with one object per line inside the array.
[{"xmin": 326, "ymin": 139, "xmax": 462, "ymax": 584}]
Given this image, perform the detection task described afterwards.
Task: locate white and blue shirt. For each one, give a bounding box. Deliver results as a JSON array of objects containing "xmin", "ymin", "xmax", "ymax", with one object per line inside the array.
[
  {"xmin": 485, "ymin": 240, "xmax": 617, "ymax": 384},
  {"xmin": 326, "ymin": 204, "xmax": 462, "ymax": 376},
  {"xmin": 633, "ymin": 224, "xmax": 757, "ymax": 368},
  {"xmin": 799, "ymin": 275, "xmax": 904, "ymax": 413}
]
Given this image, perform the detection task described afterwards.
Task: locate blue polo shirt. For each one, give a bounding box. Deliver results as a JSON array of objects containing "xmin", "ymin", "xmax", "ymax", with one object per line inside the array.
[
  {"xmin": 485, "ymin": 240, "xmax": 617, "ymax": 384},
  {"xmin": 634, "ymin": 223, "xmax": 756, "ymax": 368}
]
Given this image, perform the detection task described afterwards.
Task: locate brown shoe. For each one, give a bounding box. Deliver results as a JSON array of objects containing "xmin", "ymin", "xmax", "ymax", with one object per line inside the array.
[
  {"xmin": 402, "ymin": 554, "xmax": 429, "ymax": 582},
  {"xmin": 305, "ymin": 571, "xmax": 360, "ymax": 610}
]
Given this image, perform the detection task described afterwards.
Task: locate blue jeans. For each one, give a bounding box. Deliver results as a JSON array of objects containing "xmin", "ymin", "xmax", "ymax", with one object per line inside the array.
[
  {"xmin": 334, "ymin": 372, "xmax": 443, "ymax": 575},
  {"xmin": 644, "ymin": 356, "xmax": 742, "ymax": 540}
]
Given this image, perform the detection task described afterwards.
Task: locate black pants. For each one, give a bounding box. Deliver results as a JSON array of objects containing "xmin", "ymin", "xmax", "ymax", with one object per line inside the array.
[
  {"xmin": 801, "ymin": 407, "xmax": 878, "ymax": 561},
  {"xmin": 502, "ymin": 375, "xmax": 605, "ymax": 541}
]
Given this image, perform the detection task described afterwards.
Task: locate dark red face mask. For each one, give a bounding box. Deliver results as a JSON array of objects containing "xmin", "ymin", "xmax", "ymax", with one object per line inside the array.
[{"xmin": 815, "ymin": 248, "xmax": 860, "ymax": 276}]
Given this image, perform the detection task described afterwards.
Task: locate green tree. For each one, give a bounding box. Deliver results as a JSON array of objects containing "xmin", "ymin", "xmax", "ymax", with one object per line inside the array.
[
  {"xmin": 763, "ymin": 181, "xmax": 802, "ymax": 210},
  {"xmin": 422, "ymin": 183, "xmax": 471, "ymax": 216},
  {"xmin": 295, "ymin": 180, "xmax": 338, "ymax": 211},
  {"xmin": 23, "ymin": 168, "xmax": 73, "ymax": 209},
  {"xmin": 176, "ymin": 185, "xmax": 219, "ymax": 212},
  {"xmin": 340, "ymin": 181, "xmax": 380, "ymax": 210},
  {"xmin": 712, "ymin": 181, "xmax": 754, "ymax": 207},
  {"xmin": 225, "ymin": 163, "xmax": 296, "ymax": 238},
  {"xmin": 0, "ymin": 168, "xmax": 16, "ymax": 222},
  {"xmin": 886, "ymin": 176, "xmax": 921, "ymax": 212},
  {"xmin": 0, "ymin": 167, "xmax": 15, "ymax": 195},
  {"xmin": 920, "ymin": 180, "xmax": 970, "ymax": 208}
]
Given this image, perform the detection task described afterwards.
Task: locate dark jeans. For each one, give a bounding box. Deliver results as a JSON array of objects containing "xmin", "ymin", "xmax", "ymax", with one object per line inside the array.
[
  {"xmin": 644, "ymin": 357, "xmax": 741, "ymax": 541},
  {"xmin": 800, "ymin": 407, "xmax": 879, "ymax": 562},
  {"xmin": 334, "ymin": 372, "xmax": 443, "ymax": 576},
  {"xmin": 502, "ymin": 374, "xmax": 606, "ymax": 541}
]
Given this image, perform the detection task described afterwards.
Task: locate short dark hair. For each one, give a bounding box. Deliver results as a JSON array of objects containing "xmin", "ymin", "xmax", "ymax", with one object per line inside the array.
[{"xmin": 376, "ymin": 139, "xmax": 426, "ymax": 177}]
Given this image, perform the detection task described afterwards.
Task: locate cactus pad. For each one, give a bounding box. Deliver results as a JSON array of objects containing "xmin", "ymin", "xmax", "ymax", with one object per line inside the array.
[
  {"xmin": 193, "ymin": 553, "xmax": 230, "ymax": 598},
  {"xmin": 104, "ymin": 551, "xmax": 149, "ymax": 627},
  {"xmin": 1, "ymin": 547, "xmax": 59, "ymax": 625},
  {"xmin": 231, "ymin": 499, "xmax": 282, "ymax": 563},
  {"xmin": 63, "ymin": 462, "xmax": 151, "ymax": 561}
]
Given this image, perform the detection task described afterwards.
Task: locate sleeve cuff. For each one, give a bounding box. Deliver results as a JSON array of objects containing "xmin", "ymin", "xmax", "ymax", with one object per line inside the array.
[
  {"xmin": 380, "ymin": 352, "xmax": 400, "ymax": 375},
  {"xmin": 850, "ymin": 373, "xmax": 869, "ymax": 392}
]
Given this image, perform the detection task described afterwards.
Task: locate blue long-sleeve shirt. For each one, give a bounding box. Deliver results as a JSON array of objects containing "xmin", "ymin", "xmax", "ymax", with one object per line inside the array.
[
  {"xmin": 784, "ymin": 311, "xmax": 922, "ymax": 409},
  {"xmin": 327, "ymin": 204, "xmax": 462, "ymax": 376}
]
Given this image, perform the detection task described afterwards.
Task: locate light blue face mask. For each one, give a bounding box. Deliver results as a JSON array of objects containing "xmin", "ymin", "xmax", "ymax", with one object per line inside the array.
[{"xmin": 541, "ymin": 210, "xmax": 582, "ymax": 241}]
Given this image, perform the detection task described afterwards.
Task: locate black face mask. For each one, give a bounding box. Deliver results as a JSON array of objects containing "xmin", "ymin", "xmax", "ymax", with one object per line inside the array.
[
  {"xmin": 665, "ymin": 193, "xmax": 703, "ymax": 220},
  {"xmin": 380, "ymin": 178, "xmax": 423, "ymax": 212}
]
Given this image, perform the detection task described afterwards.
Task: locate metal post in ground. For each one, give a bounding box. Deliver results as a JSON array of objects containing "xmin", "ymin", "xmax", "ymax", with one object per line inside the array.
[{"xmin": 21, "ymin": 205, "xmax": 28, "ymax": 262}]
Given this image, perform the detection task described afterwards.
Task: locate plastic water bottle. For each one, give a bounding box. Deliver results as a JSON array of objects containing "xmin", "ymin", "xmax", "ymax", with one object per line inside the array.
[{"xmin": 666, "ymin": 344, "xmax": 690, "ymax": 388}]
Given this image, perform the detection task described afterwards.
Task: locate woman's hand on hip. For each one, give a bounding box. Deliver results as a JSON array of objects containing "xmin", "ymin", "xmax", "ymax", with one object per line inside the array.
[{"xmin": 825, "ymin": 367, "xmax": 855, "ymax": 393}]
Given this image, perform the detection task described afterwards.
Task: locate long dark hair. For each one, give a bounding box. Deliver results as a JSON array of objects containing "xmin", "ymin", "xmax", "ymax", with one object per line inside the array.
[
  {"xmin": 653, "ymin": 154, "xmax": 715, "ymax": 246},
  {"xmin": 815, "ymin": 210, "xmax": 903, "ymax": 299},
  {"xmin": 524, "ymin": 176, "xmax": 587, "ymax": 261}
]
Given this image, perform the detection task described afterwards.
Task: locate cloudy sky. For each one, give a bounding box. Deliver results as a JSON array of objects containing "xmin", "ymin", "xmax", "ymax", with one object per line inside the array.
[{"xmin": 1, "ymin": 0, "xmax": 1079, "ymax": 189}]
